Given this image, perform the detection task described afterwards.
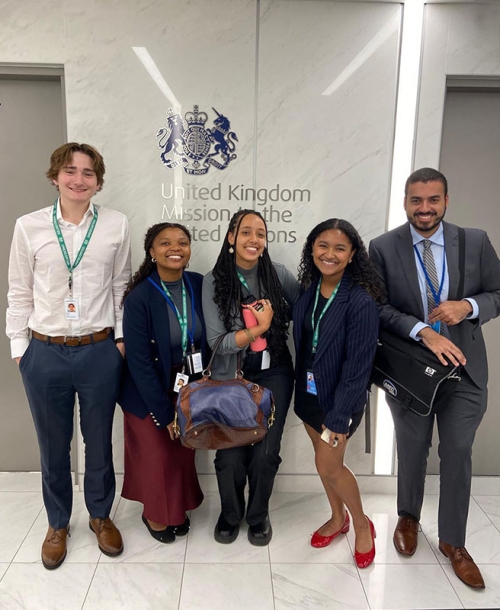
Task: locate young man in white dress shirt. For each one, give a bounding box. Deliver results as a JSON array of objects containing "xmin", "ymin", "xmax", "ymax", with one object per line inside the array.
[{"xmin": 6, "ymin": 143, "xmax": 132, "ymax": 569}]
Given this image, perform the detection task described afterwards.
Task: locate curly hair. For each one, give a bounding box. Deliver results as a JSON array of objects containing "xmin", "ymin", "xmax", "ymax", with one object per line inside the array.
[
  {"xmin": 212, "ymin": 209, "xmax": 291, "ymax": 362},
  {"xmin": 122, "ymin": 222, "xmax": 191, "ymax": 304},
  {"xmin": 297, "ymin": 218, "xmax": 385, "ymax": 302}
]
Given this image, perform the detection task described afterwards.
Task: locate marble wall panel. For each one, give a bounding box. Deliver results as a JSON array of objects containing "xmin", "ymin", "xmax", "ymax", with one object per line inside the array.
[
  {"xmin": 255, "ymin": 0, "xmax": 401, "ymax": 272},
  {"xmin": 62, "ymin": 0, "xmax": 258, "ymax": 274},
  {"xmin": 256, "ymin": 0, "xmax": 401, "ymax": 474},
  {"xmin": 0, "ymin": 0, "xmax": 65, "ymax": 63}
]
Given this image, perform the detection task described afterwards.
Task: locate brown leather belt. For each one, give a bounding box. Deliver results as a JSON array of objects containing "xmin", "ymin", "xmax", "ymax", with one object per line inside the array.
[{"xmin": 32, "ymin": 328, "xmax": 112, "ymax": 347}]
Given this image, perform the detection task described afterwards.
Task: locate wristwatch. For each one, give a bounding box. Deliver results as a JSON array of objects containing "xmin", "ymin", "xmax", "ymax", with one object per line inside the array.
[{"xmin": 114, "ymin": 338, "xmax": 124, "ymax": 344}]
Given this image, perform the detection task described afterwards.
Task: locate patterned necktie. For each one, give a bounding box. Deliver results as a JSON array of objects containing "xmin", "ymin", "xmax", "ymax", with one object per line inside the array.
[{"xmin": 422, "ymin": 240, "xmax": 444, "ymax": 334}]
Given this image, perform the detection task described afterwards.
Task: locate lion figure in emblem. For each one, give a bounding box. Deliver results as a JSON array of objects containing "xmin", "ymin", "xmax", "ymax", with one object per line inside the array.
[{"xmin": 156, "ymin": 111, "xmax": 186, "ymax": 164}]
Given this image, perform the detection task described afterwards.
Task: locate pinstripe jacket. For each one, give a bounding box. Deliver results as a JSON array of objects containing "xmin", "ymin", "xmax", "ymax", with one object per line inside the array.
[{"xmin": 293, "ymin": 272, "xmax": 379, "ymax": 433}]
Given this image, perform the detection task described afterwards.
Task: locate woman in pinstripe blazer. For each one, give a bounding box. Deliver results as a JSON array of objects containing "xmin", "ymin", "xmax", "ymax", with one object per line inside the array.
[{"xmin": 293, "ymin": 219, "xmax": 383, "ymax": 568}]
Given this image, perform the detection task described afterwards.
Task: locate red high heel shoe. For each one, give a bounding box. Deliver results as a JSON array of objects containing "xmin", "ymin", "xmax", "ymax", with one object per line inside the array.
[
  {"xmin": 311, "ymin": 512, "xmax": 350, "ymax": 548},
  {"xmin": 354, "ymin": 516, "xmax": 376, "ymax": 568}
]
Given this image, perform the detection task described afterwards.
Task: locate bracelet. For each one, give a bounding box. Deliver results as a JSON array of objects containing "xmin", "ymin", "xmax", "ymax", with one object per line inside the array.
[{"xmin": 243, "ymin": 328, "xmax": 256, "ymax": 344}]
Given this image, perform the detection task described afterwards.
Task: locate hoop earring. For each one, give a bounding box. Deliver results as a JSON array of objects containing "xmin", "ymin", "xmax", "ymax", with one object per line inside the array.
[
  {"xmin": 229, "ymin": 246, "xmax": 234, "ymax": 254},
  {"xmin": 185, "ymin": 262, "xmax": 190, "ymax": 269},
  {"xmin": 151, "ymin": 257, "xmax": 157, "ymax": 263}
]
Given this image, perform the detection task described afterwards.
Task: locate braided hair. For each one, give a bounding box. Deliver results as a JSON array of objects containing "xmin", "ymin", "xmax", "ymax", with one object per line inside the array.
[
  {"xmin": 212, "ymin": 209, "xmax": 291, "ymax": 361},
  {"xmin": 122, "ymin": 222, "xmax": 191, "ymax": 304},
  {"xmin": 297, "ymin": 218, "xmax": 385, "ymax": 302}
]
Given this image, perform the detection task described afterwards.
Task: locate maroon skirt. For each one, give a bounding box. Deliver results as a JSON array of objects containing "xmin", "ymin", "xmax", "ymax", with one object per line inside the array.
[{"xmin": 122, "ymin": 410, "xmax": 204, "ymax": 525}]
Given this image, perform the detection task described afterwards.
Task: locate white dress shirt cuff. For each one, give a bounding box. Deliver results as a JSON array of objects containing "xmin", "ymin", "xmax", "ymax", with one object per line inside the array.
[
  {"xmin": 114, "ymin": 321, "xmax": 123, "ymax": 338},
  {"xmin": 463, "ymin": 298, "xmax": 479, "ymax": 319},
  {"xmin": 11, "ymin": 337, "xmax": 30, "ymax": 359}
]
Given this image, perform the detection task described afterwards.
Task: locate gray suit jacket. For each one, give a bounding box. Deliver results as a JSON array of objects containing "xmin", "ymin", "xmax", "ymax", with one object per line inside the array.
[{"xmin": 369, "ymin": 221, "xmax": 500, "ymax": 389}]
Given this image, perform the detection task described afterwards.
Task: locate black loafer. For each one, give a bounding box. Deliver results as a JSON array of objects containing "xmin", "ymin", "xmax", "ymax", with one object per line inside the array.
[
  {"xmin": 141, "ymin": 515, "xmax": 175, "ymax": 544},
  {"xmin": 248, "ymin": 516, "xmax": 273, "ymax": 546},
  {"xmin": 214, "ymin": 514, "xmax": 240, "ymax": 544},
  {"xmin": 166, "ymin": 516, "xmax": 190, "ymax": 537}
]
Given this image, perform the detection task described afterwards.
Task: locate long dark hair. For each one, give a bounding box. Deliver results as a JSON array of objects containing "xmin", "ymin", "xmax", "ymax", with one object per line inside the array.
[
  {"xmin": 297, "ymin": 218, "xmax": 385, "ymax": 302},
  {"xmin": 122, "ymin": 222, "xmax": 191, "ymax": 303},
  {"xmin": 212, "ymin": 209, "xmax": 290, "ymax": 360}
]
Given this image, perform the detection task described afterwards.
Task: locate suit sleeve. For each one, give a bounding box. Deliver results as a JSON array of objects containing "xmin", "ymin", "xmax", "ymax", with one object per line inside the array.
[
  {"xmin": 466, "ymin": 232, "xmax": 500, "ymax": 325},
  {"xmin": 369, "ymin": 239, "xmax": 423, "ymax": 338},
  {"xmin": 123, "ymin": 293, "xmax": 174, "ymax": 427},
  {"xmin": 323, "ymin": 295, "xmax": 379, "ymax": 434}
]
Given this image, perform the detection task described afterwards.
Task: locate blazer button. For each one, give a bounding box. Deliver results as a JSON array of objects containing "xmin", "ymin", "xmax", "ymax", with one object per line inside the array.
[
  {"xmin": 151, "ymin": 339, "xmax": 155, "ymax": 344},
  {"xmin": 154, "ymin": 357, "xmax": 159, "ymax": 361}
]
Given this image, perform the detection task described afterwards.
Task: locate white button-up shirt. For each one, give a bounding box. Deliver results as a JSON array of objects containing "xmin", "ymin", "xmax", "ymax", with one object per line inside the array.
[{"xmin": 6, "ymin": 200, "xmax": 132, "ymax": 358}]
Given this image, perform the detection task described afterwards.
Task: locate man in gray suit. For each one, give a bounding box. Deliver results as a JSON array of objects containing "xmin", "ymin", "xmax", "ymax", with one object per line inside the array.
[{"xmin": 370, "ymin": 167, "xmax": 500, "ymax": 589}]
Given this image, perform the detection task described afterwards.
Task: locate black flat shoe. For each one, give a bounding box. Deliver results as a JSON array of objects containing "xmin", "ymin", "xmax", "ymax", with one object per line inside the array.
[
  {"xmin": 248, "ymin": 516, "xmax": 273, "ymax": 546},
  {"xmin": 141, "ymin": 515, "xmax": 175, "ymax": 544},
  {"xmin": 214, "ymin": 514, "xmax": 240, "ymax": 544},
  {"xmin": 166, "ymin": 516, "xmax": 190, "ymax": 537}
]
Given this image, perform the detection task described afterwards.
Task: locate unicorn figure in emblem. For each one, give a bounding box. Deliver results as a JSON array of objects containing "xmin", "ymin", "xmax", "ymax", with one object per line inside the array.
[{"xmin": 206, "ymin": 108, "xmax": 238, "ymax": 167}]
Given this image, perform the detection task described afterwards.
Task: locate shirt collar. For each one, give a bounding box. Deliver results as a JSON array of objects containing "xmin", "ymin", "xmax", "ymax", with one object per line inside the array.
[
  {"xmin": 56, "ymin": 198, "xmax": 96, "ymax": 223},
  {"xmin": 409, "ymin": 222, "xmax": 444, "ymax": 247}
]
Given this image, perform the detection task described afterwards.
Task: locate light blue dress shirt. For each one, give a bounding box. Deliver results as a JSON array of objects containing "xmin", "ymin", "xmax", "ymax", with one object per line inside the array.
[{"xmin": 409, "ymin": 223, "xmax": 478, "ymax": 340}]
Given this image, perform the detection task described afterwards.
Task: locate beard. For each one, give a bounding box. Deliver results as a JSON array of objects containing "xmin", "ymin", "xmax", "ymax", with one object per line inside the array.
[{"xmin": 408, "ymin": 209, "xmax": 446, "ymax": 234}]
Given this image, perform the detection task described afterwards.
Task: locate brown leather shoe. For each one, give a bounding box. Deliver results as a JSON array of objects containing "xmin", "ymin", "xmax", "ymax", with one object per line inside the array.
[
  {"xmin": 89, "ymin": 517, "xmax": 123, "ymax": 557},
  {"xmin": 439, "ymin": 540, "xmax": 485, "ymax": 589},
  {"xmin": 393, "ymin": 515, "xmax": 420, "ymax": 556},
  {"xmin": 41, "ymin": 526, "xmax": 69, "ymax": 570}
]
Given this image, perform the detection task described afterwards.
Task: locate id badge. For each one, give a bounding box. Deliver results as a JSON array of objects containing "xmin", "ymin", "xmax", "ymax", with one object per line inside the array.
[
  {"xmin": 64, "ymin": 298, "xmax": 80, "ymax": 320},
  {"xmin": 261, "ymin": 349, "xmax": 270, "ymax": 370},
  {"xmin": 431, "ymin": 321, "xmax": 441, "ymax": 333},
  {"xmin": 185, "ymin": 350, "xmax": 203, "ymax": 374},
  {"xmin": 306, "ymin": 370, "xmax": 317, "ymax": 395},
  {"xmin": 174, "ymin": 372, "xmax": 189, "ymax": 393}
]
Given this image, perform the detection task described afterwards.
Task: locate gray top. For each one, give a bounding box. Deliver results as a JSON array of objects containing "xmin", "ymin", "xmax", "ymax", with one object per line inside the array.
[{"xmin": 202, "ymin": 261, "xmax": 300, "ymax": 380}]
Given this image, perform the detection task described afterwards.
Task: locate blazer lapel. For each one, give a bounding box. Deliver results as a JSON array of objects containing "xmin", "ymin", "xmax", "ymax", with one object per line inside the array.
[
  {"xmin": 313, "ymin": 274, "xmax": 350, "ymax": 365},
  {"xmin": 396, "ymin": 224, "xmax": 425, "ymax": 319},
  {"xmin": 443, "ymin": 222, "xmax": 460, "ymax": 300},
  {"xmin": 148, "ymin": 271, "xmax": 172, "ymax": 362}
]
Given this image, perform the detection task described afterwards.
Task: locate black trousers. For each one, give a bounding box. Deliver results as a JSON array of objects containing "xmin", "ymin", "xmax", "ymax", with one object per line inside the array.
[
  {"xmin": 20, "ymin": 337, "xmax": 123, "ymax": 529},
  {"xmin": 214, "ymin": 361, "xmax": 294, "ymax": 526}
]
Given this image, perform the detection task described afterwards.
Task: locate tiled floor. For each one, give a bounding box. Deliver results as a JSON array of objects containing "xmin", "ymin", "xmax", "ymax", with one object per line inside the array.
[{"xmin": 1, "ymin": 474, "xmax": 500, "ymax": 609}]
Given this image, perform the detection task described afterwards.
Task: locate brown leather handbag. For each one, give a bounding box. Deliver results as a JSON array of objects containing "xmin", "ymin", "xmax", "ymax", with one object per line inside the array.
[{"xmin": 174, "ymin": 336, "xmax": 275, "ymax": 450}]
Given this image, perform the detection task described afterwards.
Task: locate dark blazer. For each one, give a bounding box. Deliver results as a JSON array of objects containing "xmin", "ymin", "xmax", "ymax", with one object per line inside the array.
[
  {"xmin": 293, "ymin": 273, "xmax": 379, "ymax": 433},
  {"xmin": 118, "ymin": 270, "xmax": 207, "ymax": 427},
  {"xmin": 369, "ymin": 221, "xmax": 500, "ymax": 389}
]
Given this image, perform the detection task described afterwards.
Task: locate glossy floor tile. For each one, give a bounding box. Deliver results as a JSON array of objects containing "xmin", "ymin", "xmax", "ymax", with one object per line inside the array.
[{"xmin": 0, "ymin": 474, "xmax": 499, "ymax": 610}]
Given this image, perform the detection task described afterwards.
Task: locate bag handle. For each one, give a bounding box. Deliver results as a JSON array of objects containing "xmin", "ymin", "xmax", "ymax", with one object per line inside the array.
[{"xmin": 203, "ymin": 333, "xmax": 244, "ymax": 379}]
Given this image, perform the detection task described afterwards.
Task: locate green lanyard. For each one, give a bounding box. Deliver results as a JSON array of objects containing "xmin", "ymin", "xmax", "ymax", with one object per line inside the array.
[
  {"xmin": 311, "ymin": 279, "xmax": 339, "ymax": 353},
  {"xmin": 237, "ymin": 270, "xmax": 251, "ymax": 294},
  {"xmin": 161, "ymin": 279, "xmax": 189, "ymax": 355},
  {"xmin": 52, "ymin": 199, "xmax": 98, "ymax": 294}
]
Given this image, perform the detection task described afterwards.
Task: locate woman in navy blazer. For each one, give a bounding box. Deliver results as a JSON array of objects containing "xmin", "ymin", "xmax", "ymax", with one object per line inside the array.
[
  {"xmin": 294, "ymin": 219, "xmax": 383, "ymax": 568},
  {"xmin": 119, "ymin": 223, "xmax": 206, "ymax": 543}
]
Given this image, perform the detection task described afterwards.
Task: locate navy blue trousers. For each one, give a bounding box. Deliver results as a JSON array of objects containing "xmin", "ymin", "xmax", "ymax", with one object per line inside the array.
[
  {"xmin": 20, "ymin": 337, "xmax": 123, "ymax": 529},
  {"xmin": 214, "ymin": 361, "xmax": 294, "ymax": 526}
]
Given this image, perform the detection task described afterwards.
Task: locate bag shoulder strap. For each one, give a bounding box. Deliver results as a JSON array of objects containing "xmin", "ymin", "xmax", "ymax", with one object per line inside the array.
[{"xmin": 457, "ymin": 227, "xmax": 466, "ymax": 299}]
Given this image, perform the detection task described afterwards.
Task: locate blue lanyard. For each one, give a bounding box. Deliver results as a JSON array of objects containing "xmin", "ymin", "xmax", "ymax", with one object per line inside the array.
[
  {"xmin": 413, "ymin": 242, "xmax": 446, "ymax": 307},
  {"xmin": 147, "ymin": 274, "xmax": 196, "ymax": 354}
]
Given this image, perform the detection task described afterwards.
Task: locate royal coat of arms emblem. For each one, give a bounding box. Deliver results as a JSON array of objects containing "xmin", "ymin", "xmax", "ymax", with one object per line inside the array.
[{"xmin": 156, "ymin": 105, "xmax": 238, "ymax": 175}]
